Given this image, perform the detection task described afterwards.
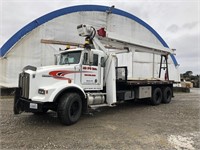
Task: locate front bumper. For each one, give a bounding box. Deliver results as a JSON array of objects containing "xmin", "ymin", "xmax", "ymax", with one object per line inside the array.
[
  {"xmin": 17, "ymin": 97, "xmax": 44, "ymax": 113},
  {"xmin": 14, "ymin": 88, "xmax": 47, "ymax": 113},
  {"xmin": 14, "ymin": 97, "xmax": 45, "ymax": 114}
]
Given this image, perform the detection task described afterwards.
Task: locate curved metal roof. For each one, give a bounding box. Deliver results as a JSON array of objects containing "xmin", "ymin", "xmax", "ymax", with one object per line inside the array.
[{"xmin": 0, "ymin": 5, "xmax": 178, "ymax": 65}]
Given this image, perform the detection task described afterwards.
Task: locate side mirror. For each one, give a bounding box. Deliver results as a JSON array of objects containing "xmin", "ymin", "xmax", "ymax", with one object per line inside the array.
[
  {"xmin": 89, "ymin": 51, "xmax": 93, "ymax": 65},
  {"xmin": 54, "ymin": 54, "xmax": 60, "ymax": 65},
  {"xmin": 101, "ymin": 57, "xmax": 105, "ymax": 67}
]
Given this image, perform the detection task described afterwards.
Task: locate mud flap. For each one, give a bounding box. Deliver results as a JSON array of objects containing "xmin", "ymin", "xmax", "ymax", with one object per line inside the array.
[{"xmin": 13, "ymin": 88, "xmax": 23, "ymax": 114}]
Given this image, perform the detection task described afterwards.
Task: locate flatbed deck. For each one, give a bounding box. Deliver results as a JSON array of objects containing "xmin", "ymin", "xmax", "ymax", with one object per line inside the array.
[{"xmin": 117, "ymin": 79, "xmax": 174, "ymax": 86}]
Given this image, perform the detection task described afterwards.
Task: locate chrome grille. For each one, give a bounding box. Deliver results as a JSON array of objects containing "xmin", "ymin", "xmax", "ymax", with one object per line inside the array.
[{"xmin": 19, "ymin": 72, "xmax": 30, "ymax": 98}]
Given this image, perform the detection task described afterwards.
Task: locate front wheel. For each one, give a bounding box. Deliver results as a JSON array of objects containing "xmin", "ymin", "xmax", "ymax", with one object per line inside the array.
[{"xmin": 57, "ymin": 93, "xmax": 82, "ymax": 125}]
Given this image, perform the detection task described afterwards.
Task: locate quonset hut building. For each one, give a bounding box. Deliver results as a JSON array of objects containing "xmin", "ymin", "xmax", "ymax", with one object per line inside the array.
[{"xmin": 0, "ymin": 5, "xmax": 180, "ymax": 87}]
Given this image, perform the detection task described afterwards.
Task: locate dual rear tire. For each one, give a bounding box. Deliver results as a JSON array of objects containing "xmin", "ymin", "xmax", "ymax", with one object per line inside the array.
[
  {"xmin": 162, "ymin": 87, "xmax": 173, "ymax": 104},
  {"xmin": 150, "ymin": 87, "xmax": 172, "ymax": 105}
]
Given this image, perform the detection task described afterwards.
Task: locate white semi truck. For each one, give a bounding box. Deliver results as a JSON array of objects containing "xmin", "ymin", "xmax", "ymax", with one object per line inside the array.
[{"xmin": 14, "ymin": 24, "xmax": 174, "ymax": 125}]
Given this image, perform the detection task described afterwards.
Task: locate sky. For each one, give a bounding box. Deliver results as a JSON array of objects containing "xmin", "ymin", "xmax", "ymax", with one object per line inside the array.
[{"xmin": 0, "ymin": 0, "xmax": 199, "ymax": 75}]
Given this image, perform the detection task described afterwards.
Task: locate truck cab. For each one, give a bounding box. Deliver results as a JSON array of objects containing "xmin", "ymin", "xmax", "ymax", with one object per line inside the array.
[{"xmin": 56, "ymin": 48, "xmax": 105, "ymax": 90}]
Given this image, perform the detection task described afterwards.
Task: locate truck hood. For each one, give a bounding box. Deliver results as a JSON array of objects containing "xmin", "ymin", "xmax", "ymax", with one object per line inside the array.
[
  {"xmin": 37, "ymin": 65, "xmax": 77, "ymax": 72},
  {"xmin": 24, "ymin": 64, "xmax": 80, "ymax": 79},
  {"xmin": 36, "ymin": 65, "xmax": 80, "ymax": 80},
  {"xmin": 23, "ymin": 64, "xmax": 81, "ymax": 100}
]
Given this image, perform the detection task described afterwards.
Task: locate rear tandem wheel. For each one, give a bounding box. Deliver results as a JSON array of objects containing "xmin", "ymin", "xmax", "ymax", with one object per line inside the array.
[
  {"xmin": 150, "ymin": 87, "xmax": 162, "ymax": 106},
  {"xmin": 162, "ymin": 87, "xmax": 172, "ymax": 104}
]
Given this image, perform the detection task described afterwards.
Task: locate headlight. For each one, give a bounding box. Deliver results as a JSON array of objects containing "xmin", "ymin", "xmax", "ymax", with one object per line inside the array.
[{"xmin": 38, "ymin": 89, "xmax": 45, "ymax": 94}]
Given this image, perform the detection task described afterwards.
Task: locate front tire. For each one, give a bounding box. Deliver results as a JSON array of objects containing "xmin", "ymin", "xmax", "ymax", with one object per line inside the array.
[{"xmin": 57, "ymin": 93, "xmax": 82, "ymax": 125}]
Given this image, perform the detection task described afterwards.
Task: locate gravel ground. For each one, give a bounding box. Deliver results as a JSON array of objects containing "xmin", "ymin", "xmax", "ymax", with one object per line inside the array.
[{"xmin": 0, "ymin": 89, "xmax": 200, "ymax": 150}]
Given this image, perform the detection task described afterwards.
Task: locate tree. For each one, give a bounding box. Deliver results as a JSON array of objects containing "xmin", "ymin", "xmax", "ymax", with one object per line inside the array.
[{"xmin": 184, "ymin": 71, "xmax": 193, "ymax": 77}]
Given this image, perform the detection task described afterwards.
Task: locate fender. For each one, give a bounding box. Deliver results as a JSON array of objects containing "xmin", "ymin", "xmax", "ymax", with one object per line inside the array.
[
  {"xmin": 49, "ymin": 83, "xmax": 87, "ymax": 102},
  {"xmin": 33, "ymin": 82, "xmax": 87, "ymax": 102}
]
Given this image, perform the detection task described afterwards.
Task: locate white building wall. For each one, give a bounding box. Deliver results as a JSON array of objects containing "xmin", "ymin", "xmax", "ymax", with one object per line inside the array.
[{"xmin": 0, "ymin": 11, "xmax": 180, "ymax": 87}]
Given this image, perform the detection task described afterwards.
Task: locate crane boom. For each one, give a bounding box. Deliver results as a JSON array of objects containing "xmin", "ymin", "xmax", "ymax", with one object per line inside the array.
[{"xmin": 77, "ymin": 24, "xmax": 175, "ymax": 56}]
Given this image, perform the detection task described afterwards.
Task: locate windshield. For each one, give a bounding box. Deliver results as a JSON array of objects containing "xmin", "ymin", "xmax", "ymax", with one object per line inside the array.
[{"xmin": 59, "ymin": 51, "xmax": 81, "ymax": 65}]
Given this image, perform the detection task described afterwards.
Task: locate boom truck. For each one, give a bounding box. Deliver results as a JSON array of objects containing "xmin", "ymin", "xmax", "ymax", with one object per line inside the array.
[{"xmin": 14, "ymin": 24, "xmax": 174, "ymax": 125}]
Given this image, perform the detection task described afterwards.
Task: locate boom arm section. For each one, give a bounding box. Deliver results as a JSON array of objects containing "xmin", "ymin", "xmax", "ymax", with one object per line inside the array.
[{"xmin": 77, "ymin": 24, "xmax": 175, "ymax": 56}]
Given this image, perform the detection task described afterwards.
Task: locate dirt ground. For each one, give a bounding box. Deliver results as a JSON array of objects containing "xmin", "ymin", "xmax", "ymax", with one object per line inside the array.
[{"xmin": 0, "ymin": 89, "xmax": 200, "ymax": 150}]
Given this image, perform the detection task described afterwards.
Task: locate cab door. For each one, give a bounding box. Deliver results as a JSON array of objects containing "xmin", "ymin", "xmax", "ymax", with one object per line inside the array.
[{"xmin": 81, "ymin": 52, "xmax": 102, "ymax": 90}]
